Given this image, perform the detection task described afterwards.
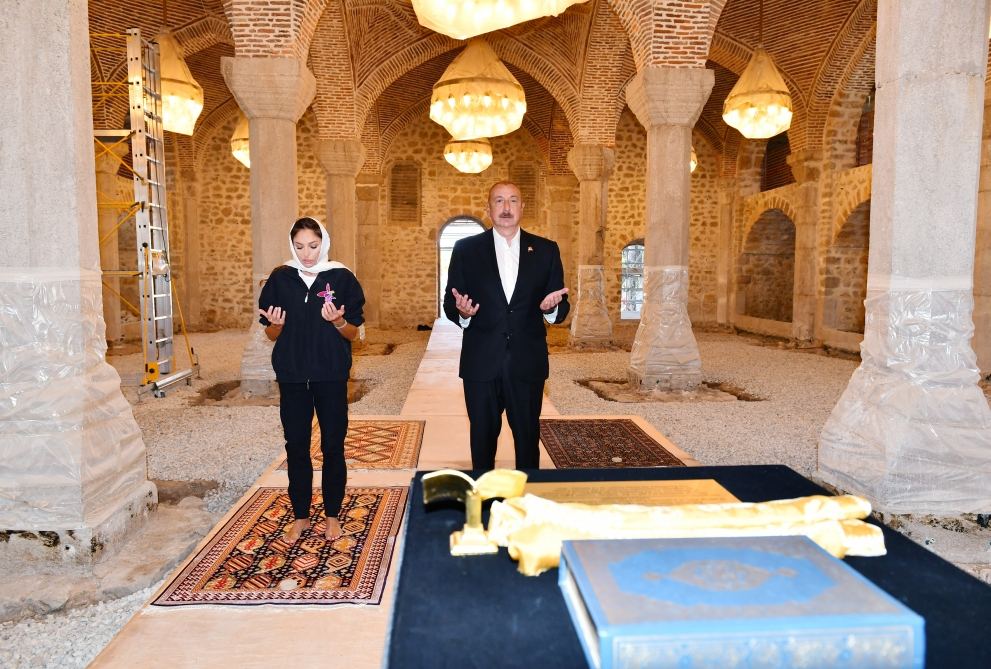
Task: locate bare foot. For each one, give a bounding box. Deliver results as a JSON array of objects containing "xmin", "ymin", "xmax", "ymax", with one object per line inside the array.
[
  {"xmin": 286, "ymin": 518, "xmax": 310, "ymax": 543},
  {"xmin": 325, "ymin": 516, "xmax": 342, "ymax": 541}
]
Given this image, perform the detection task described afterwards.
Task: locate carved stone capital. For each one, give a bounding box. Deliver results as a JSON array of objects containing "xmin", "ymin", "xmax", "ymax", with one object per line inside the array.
[
  {"xmin": 356, "ymin": 172, "xmax": 383, "ymax": 201},
  {"xmin": 221, "ymin": 57, "xmax": 316, "ymax": 122},
  {"xmin": 567, "ymin": 144, "xmax": 615, "ymax": 182},
  {"xmin": 626, "ymin": 66, "xmax": 714, "ymax": 128},
  {"xmin": 315, "ymin": 138, "xmax": 365, "ymax": 177},
  {"xmin": 786, "ymin": 149, "xmax": 824, "ymax": 183}
]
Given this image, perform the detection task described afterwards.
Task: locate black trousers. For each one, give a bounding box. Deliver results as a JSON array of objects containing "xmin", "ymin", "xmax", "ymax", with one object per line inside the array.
[
  {"xmin": 278, "ymin": 380, "xmax": 348, "ymax": 520},
  {"xmin": 462, "ymin": 358, "xmax": 545, "ymax": 470}
]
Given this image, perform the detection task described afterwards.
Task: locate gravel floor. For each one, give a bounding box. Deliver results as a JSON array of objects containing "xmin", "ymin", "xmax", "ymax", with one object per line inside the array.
[
  {"xmin": 2, "ymin": 326, "xmax": 987, "ymax": 667},
  {"xmin": 547, "ymin": 331, "xmax": 860, "ymax": 478}
]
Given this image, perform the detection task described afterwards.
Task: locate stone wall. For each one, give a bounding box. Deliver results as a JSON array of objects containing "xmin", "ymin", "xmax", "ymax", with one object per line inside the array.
[
  {"xmin": 606, "ymin": 108, "xmax": 722, "ymax": 325},
  {"xmin": 823, "ymin": 200, "xmax": 870, "ymax": 332},
  {"xmin": 375, "ymin": 112, "xmax": 552, "ymax": 328}
]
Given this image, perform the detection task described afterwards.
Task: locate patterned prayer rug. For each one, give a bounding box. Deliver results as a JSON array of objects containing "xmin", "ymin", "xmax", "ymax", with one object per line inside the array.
[
  {"xmin": 277, "ymin": 420, "xmax": 424, "ymax": 470},
  {"xmin": 152, "ymin": 486, "xmax": 407, "ymax": 606},
  {"xmin": 539, "ymin": 418, "xmax": 686, "ymax": 469}
]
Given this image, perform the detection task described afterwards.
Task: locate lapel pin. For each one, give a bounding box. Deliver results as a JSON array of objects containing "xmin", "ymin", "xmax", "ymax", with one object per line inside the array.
[{"xmin": 527, "ymin": 246, "xmax": 534, "ymax": 253}]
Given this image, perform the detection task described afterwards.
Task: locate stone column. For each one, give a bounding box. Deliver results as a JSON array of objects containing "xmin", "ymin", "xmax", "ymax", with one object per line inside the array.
[
  {"xmin": 356, "ymin": 173, "xmax": 382, "ymax": 326},
  {"xmin": 546, "ymin": 175, "xmax": 578, "ymax": 295},
  {"xmin": 625, "ymin": 66, "xmax": 714, "ymax": 390},
  {"xmin": 94, "ymin": 142, "xmax": 127, "ymax": 344},
  {"xmin": 567, "ymin": 145, "xmax": 614, "ymax": 345},
  {"xmin": 315, "ymin": 139, "xmax": 365, "ymax": 272},
  {"xmin": 786, "ymin": 149, "xmax": 823, "ymax": 342},
  {"xmin": 714, "ymin": 177, "xmax": 736, "ymax": 325},
  {"xmin": 222, "ymin": 57, "xmax": 315, "ymax": 396},
  {"xmin": 974, "ymin": 79, "xmax": 991, "ymax": 378},
  {"xmin": 819, "ymin": 0, "xmax": 991, "ymax": 514},
  {"xmin": 0, "ymin": 0, "xmax": 155, "ymax": 563}
]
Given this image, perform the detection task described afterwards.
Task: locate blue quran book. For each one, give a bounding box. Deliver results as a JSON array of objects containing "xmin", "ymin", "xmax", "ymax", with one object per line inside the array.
[{"xmin": 558, "ymin": 536, "xmax": 924, "ymax": 669}]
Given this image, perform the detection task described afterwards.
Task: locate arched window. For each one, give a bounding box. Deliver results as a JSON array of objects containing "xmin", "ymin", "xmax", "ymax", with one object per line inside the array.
[
  {"xmin": 438, "ymin": 217, "xmax": 485, "ymax": 314},
  {"xmin": 621, "ymin": 240, "xmax": 645, "ymax": 319}
]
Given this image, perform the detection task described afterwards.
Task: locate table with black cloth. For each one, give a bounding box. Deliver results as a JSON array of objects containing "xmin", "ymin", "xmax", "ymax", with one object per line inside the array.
[{"xmin": 386, "ymin": 465, "xmax": 991, "ymax": 668}]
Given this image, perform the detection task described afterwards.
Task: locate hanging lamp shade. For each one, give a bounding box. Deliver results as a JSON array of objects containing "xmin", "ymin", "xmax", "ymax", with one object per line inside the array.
[
  {"xmin": 722, "ymin": 46, "xmax": 793, "ymax": 139},
  {"xmin": 230, "ymin": 114, "xmax": 250, "ymax": 168},
  {"xmin": 430, "ymin": 39, "xmax": 526, "ymax": 141},
  {"xmin": 690, "ymin": 146, "xmax": 698, "ymax": 173},
  {"xmin": 444, "ymin": 138, "xmax": 493, "ymax": 173},
  {"xmin": 411, "ymin": 0, "xmax": 590, "ymax": 40},
  {"xmin": 156, "ymin": 32, "xmax": 204, "ymax": 135}
]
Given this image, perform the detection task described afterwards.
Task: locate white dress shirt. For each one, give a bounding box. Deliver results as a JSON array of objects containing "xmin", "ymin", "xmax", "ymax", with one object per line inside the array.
[
  {"xmin": 459, "ymin": 228, "xmax": 557, "ymax": 327},
  {"xmin": 494, "ymin": 227, "xmax": 521, "ymax": 302}
]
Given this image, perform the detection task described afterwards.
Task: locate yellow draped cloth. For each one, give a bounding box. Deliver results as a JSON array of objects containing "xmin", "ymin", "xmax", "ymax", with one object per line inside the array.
[{"xmin": 486, "ymin": 494, "xmax": 886, "ymax": 576}]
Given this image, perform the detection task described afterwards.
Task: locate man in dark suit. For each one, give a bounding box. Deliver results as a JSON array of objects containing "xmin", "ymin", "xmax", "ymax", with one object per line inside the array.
[{"xmin": 443, "ymin": 181, "xmax": 570, "ymax": 470}]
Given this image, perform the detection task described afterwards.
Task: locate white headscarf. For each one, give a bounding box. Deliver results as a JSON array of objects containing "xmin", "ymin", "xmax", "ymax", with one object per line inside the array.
[{"xmin": 283, "ymin": 218, "xmax": 351, "ymax": 275}]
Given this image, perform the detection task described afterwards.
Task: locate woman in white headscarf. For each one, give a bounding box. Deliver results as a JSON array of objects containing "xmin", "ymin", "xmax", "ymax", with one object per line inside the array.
[{"xmin": 258, "ymin": 217, "xmax": 365, "ymax": 543}]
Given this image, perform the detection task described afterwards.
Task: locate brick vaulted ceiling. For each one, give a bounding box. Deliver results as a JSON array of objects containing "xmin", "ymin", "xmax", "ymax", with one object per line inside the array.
[{"xmin": 88, "ymin": 0, "xmax": 877, "ymax": 170}]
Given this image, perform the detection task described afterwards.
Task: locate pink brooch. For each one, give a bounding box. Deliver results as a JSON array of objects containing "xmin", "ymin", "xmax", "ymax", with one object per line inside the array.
[{"xmin": 317, "ymin": 284, "xmax": 336, "ymax": 304}]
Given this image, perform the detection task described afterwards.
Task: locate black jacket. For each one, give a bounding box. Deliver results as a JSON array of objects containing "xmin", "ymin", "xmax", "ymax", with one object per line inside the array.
[
  {"xmin": 443, "ymin": 228, "xmax": 569, "ymax": 382},
  {"xmin": 258, "ymin": 265, "xmax": 365, "ymax": 383}
]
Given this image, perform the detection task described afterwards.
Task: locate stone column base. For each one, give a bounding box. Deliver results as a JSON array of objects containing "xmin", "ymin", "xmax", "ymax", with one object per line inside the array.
[
  {"xmin": 628, "ymin": 266, "xmax": 702, "ymax": 390},
  {"xmin": 240, "ymin": 321, "xmax": 278, "ymax": 399},
  {"xmin": 819, "ymin": 288, "xmax": 991, "ymax": 515},
  {"xmin": 568, "ymin": 265, "xmax": 613, "ymax": 346},
  {"xmin": 627, "ymin": 367, "xmax": 702, "ymax": 392},
  {"xmin": 0, "ymin": 481, "xmax": 157, "ymax": 567}
]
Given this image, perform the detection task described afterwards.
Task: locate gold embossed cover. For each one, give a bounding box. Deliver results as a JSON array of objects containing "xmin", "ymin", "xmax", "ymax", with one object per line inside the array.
[{"xmin": 558, "ymin": 536, "xmax": 924, "ymax": 669}]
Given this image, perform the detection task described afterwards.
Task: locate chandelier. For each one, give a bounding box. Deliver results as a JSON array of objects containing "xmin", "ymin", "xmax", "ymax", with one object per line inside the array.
[
  {"xmin": 444, "ymin": 138, "xmax": 493, "ymax": 173},
  {"xmin": 155, "ymin": 31, "xmax": 203, "ymax": 135},
  {"xmin": 430, "ymin": 39, "xmax": 526, "ymax": 141},
  {"xmin": 412, "ymin": 0, "xmax": 590, "ymax": 40},
  {"xmin": 690, "ymin": 146, "xmax": 698, "ymax": 173},
  {"xmin": 230, "ymin": 114, "xmax": 250, "ymax": 168},
  {"xmin": 721, "ymin": 0, "xmax": 792, "ymax": 139}
]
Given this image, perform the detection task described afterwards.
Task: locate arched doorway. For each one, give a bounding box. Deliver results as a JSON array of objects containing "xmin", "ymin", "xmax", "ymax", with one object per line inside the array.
[
  {"xmin": 737, "ymin": 209, "xmax": 796, "ymax": 322},
  {"xmin": 438, "ymin": 217, "xmax": 485, "ymax": 316}
]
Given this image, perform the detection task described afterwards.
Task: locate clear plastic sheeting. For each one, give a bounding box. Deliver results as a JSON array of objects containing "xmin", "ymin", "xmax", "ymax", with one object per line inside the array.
[
  {"xmin": 628, "ymin": 265, "xmax": 703, "ymax": 390},
  {"xmin": 568, "ymin": 265, "xmax": 612, "ymax": 343},
  {"xmin": 819, "ymin": 287, "xmax": 991, "ymax": 514},
  {"xmin": 239, "ymin": 321, "xmax": 276, "ymax": 385},
  {"xmin": 0, "ymin": 272, "xmax": 148, "ymax": 528}
]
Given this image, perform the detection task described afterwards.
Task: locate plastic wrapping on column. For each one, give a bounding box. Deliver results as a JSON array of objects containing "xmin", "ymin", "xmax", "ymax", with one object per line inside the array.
[
  {"xmin": 819, "ymin": 287, "xmax": 991, "ymax": 514},
  {"xmin": 629, "ymin": 266, "xmax": 702, "ymax": 388},
  {"xmin": 569, "ymin": 265, "xmax": 612, "ymax": 342},
  {"xmin": 0, "ymin": 271, "xmax": 147, "ymax": 528},
  {"xmin": 239, "ymin": 321, "xmax": 276, "ymax": 383}
]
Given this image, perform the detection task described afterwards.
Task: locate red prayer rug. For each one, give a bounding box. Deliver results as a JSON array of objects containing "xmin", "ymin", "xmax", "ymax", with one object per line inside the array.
[
  {"xmin": 152, "ymin": 486, "xmax": 407, "ymax": 606},
  {"xmin": 277, "ymin": 420, "xmax": 424, "ymax": 470},
  {"xmin": 539, "ymin": 418, "xmax": 686, "ymax": 468}
]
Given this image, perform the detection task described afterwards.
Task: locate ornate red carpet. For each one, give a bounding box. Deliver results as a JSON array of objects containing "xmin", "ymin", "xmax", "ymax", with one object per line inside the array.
[
  {"xmin": 277, "ymin": 420, "xmax": 424, "ymax": 470},
  {"xmin": 153, "ymin": 486, "xmax": 407, "ymax": 606},
  {"xmin": 539, "ymin": 418, "xmax": 686, "ymax": 468}
]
